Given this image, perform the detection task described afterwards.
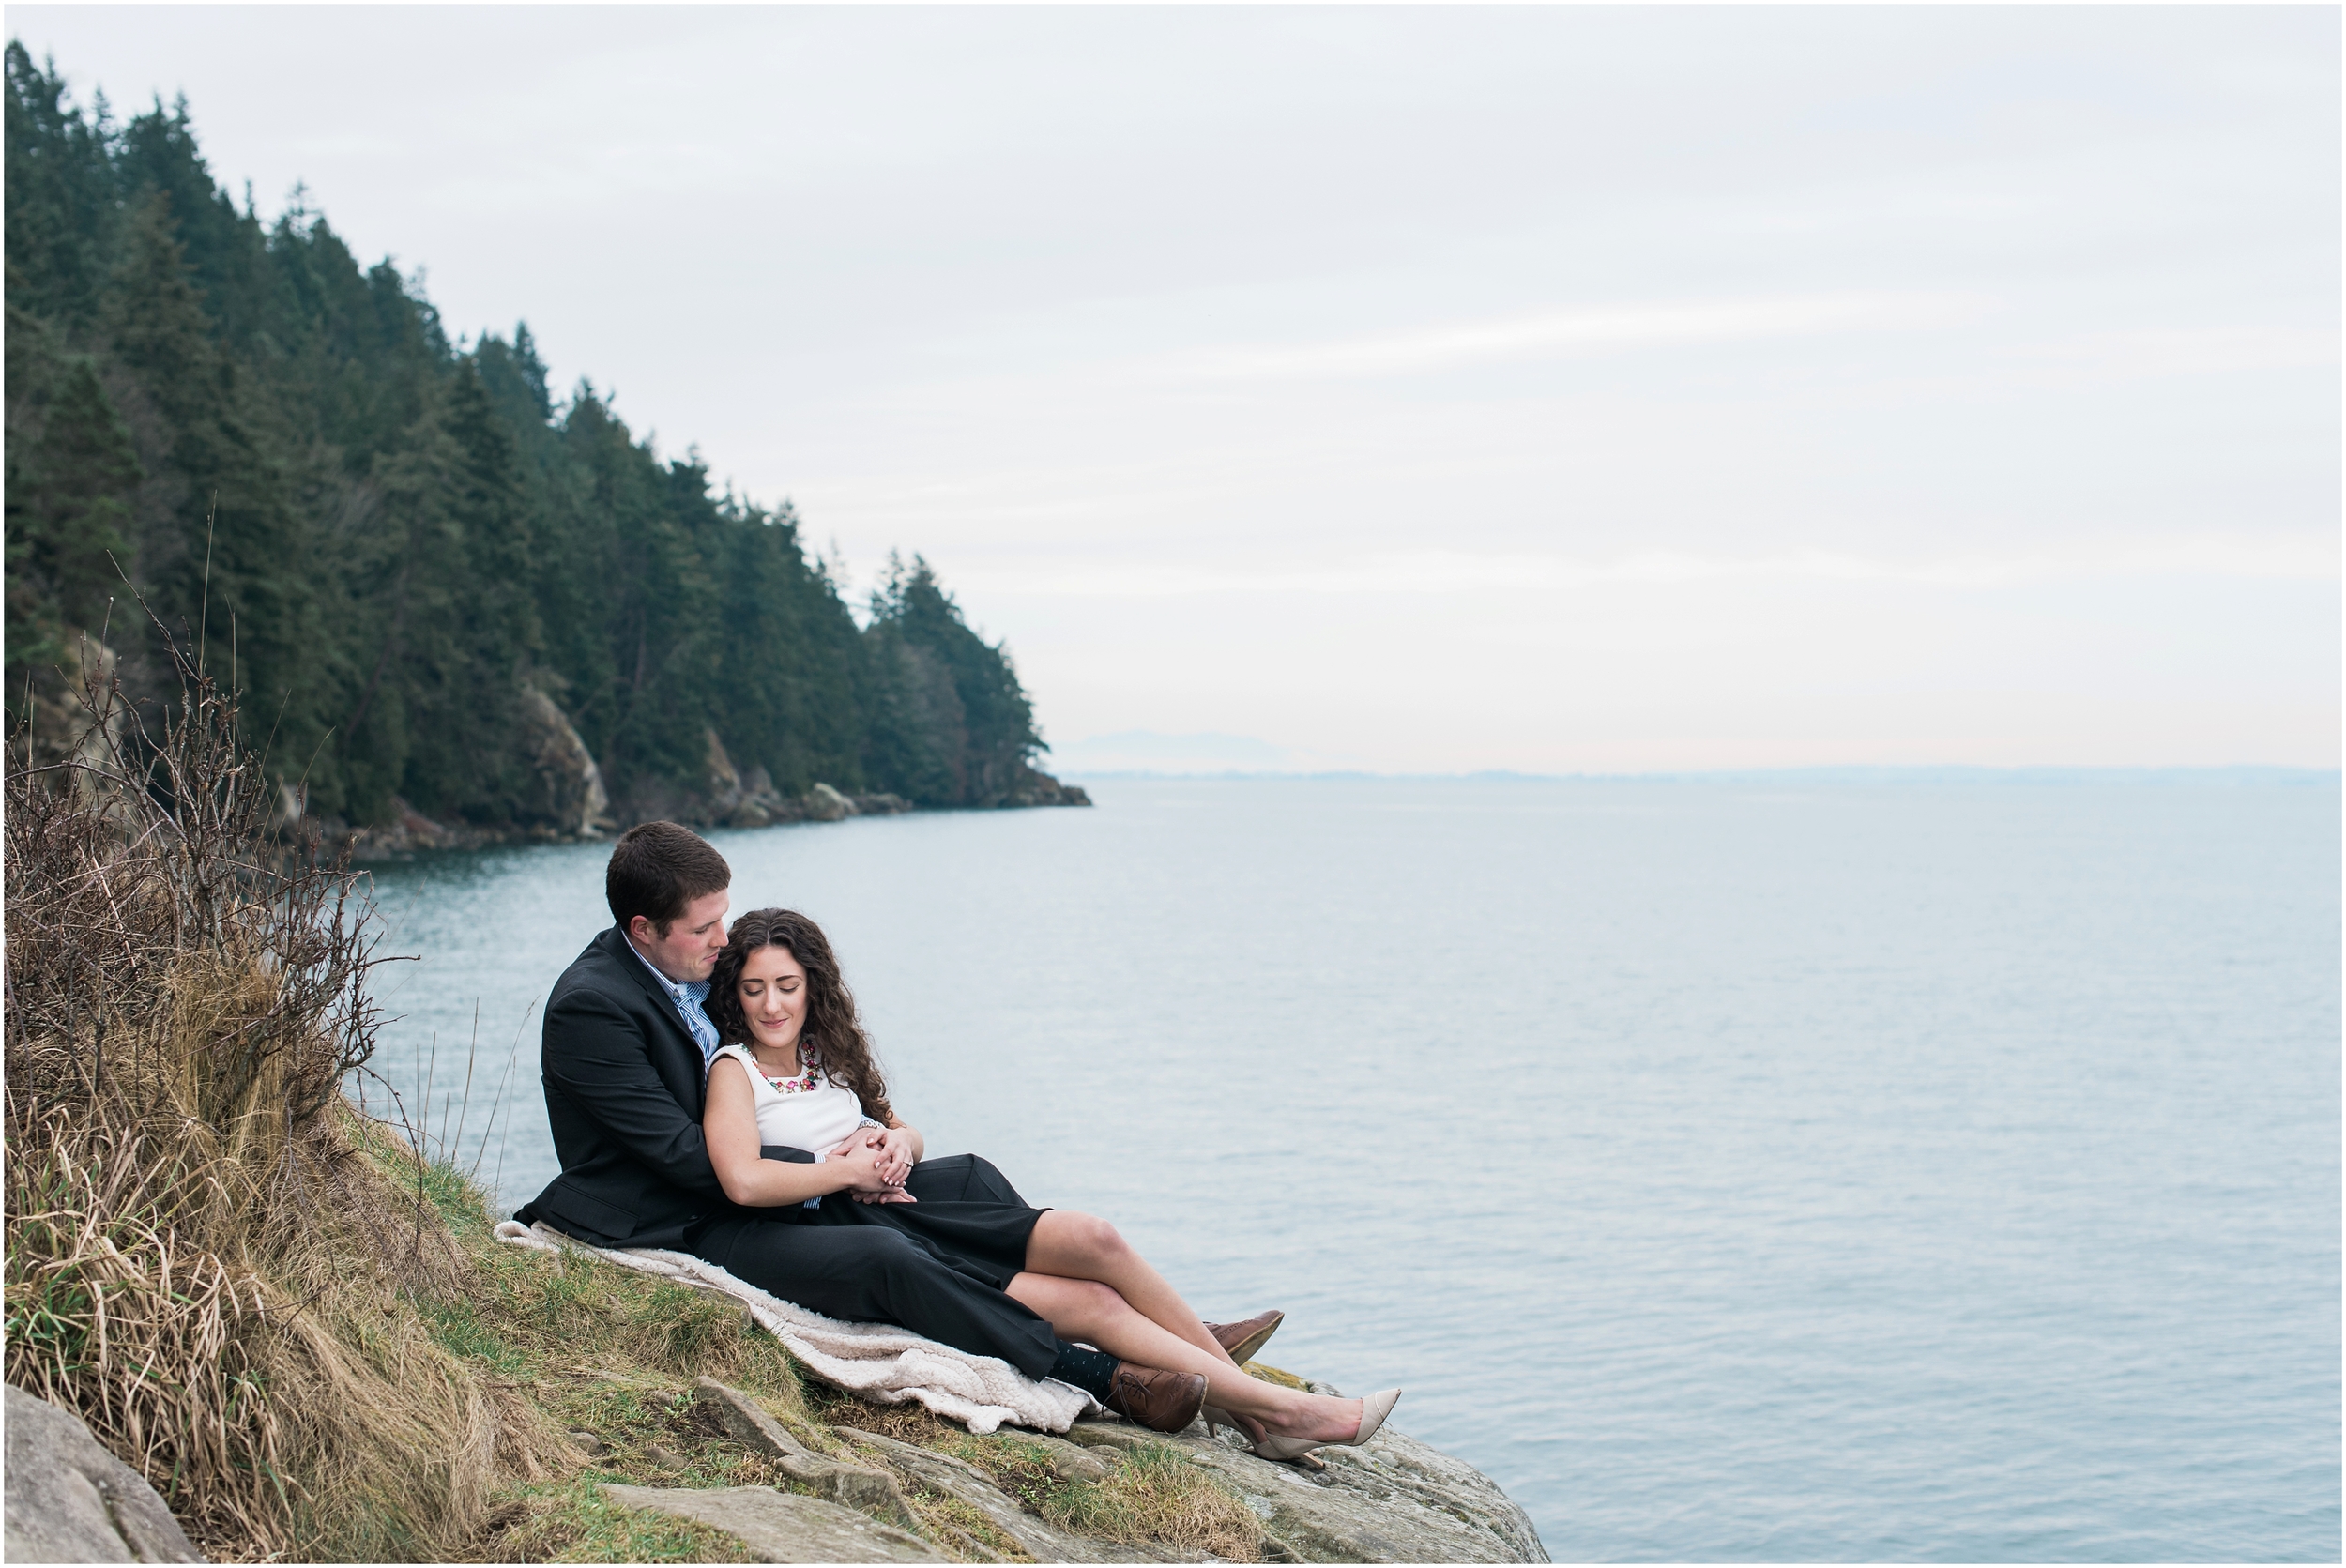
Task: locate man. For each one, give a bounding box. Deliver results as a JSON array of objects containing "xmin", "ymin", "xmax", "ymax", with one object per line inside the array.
[
  {"xmin": 514, "ymin": 821, "xmax": 1208, "ymax": 1428},
  {"xmin": 513, "ymin": 820, "xmax": 737, "ymax": 1251}
]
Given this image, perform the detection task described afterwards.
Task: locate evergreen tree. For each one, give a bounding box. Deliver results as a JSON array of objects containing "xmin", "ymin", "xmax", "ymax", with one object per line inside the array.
[
  {"xmin": 4, "ymin": 45, "xmax": 118, "ymax": 329},
  {"xmin": 862, "ymin": 555, "xmax": 1042, "ymax": 805},
  {"xmin": 4, "ymin": 308, "xmax": 140, "ymax": 666},
  {"xmin": 101, "ymin": 189, "xmax": 326, "ymax": 783},
  {"xmin": 3, "ymin": 46, "xmax": 1074, "ymax": 830}
]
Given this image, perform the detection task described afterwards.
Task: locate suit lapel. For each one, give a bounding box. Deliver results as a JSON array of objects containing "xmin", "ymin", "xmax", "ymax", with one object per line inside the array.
[{"xmin": 595, "ymin": 926, "xmax": 706, "ymax": 1112}]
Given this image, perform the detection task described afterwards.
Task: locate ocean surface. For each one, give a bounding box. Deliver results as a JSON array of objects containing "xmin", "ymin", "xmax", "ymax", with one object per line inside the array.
[{"xmin": 360, "ymin": 774, "xmax": 2340, "ymax": 1561}]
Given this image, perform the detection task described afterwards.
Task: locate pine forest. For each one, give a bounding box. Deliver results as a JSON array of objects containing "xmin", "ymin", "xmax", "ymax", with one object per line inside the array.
[{"xmin": 4, "ymin": 46, "xmax": 1084, "ymax": 845}]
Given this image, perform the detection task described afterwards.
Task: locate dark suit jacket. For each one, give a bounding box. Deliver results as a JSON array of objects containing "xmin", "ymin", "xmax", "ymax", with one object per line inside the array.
[{"xmin": 514, "ymin": 924, "xmax": 731, "ymax": 1248}]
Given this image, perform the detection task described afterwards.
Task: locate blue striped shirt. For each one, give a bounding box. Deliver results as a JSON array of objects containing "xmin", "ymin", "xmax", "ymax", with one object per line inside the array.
[{"xmin": 626, "ymin": 934, "xmax": 721, "ymax": 1067}]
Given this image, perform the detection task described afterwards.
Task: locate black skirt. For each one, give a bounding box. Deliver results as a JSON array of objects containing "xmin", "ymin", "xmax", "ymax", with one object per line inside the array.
[
  {"xmin": 808, "ymin": 1151, "xmax": 1049, "ymax": 1290},
  {"xmin": 685, "ymin": 1151, "xmax": 1060, "ymax": 1378}
]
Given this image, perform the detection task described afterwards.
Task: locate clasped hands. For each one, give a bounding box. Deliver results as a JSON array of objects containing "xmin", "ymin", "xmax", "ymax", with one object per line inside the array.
[{"xmin": 830, "ymin": 1123, "xmax": 917, "ymax": 1204}]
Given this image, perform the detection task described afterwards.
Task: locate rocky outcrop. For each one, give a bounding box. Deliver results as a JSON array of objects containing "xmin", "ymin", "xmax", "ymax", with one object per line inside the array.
[
  {"xmin": 1070, "ymin": 1393, "xmax": 1546, "ymax": 1564},
  {"xmin": 986, "ymin": 764, "xmax": 1093, "ymax": 809},
  {"xmin": 691, "ymin": 732, "xmax": 915, "ymax": 830},
  {"xmin": 4, "ymin": 1384, "xmax": 206, "ymax": 1563},
  {"xmin": 517, "ymin": 685, "xmax": 615, "ymax": 838},
  {"xmin": 699, "ymin": 728, "xmax": 779, "ymax": 828},
  {"xmin": 601, "ymin": 1484, "xmax": 944, "ymax": 1562},
  {"xmin": 619, "ymin": 735, "xmax": 922, "ymax": 835},
  {"xmin": 20, "ymin": 633, "xmax": 128, "ymax": 803},
  {"xmin": 601, "ymin": 1376, "xmax": 1546, "ymax": 1565},
  {"xmin": 841, "ymin": 1427, "xmax": 1177, "ymax": 1563},
  {"xmin": 688, "ymin": 1377, "xmax": 922, "ymax": 1530},
  {"xmin": 298, "ymin": 681, "xmax": 618, "ymax": 859},
  {"xmin": 312, "ymin": 685, "xmax": 1074, "ymax": 860},
  {"xmin": 798, "ymin": 779, "xmax": 853, "ymax": 822}
]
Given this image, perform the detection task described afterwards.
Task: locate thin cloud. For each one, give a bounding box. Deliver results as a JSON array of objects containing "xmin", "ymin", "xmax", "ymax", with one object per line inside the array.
[
  {"xmin": 957, "ymin": 537, "xmax": 2339, "ymax": 600},
  {"xmin": 1150, "ymin": 292, "xmax": 1992, "ymax": 383}
]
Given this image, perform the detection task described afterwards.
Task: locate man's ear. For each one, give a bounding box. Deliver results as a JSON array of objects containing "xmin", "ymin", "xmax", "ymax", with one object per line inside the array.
[{"xmin": 627, "ymin": 914, "xmax": 655, "ymax": 945}]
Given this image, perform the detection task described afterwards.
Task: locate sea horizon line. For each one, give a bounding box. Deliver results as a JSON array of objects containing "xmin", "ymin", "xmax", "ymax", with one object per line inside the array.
[{"xmin": 1049, "ymin": 763, "xmax": 2341, "ymax": 786}]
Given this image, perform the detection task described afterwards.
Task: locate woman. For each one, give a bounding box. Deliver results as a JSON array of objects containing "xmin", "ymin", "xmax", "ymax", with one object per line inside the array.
[{"xmin": 693, "ymin": 907, "xmax": 1398, "ymax": 1463}]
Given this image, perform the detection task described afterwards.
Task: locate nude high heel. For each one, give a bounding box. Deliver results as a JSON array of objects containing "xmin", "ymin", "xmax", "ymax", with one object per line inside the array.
[
  {"xmin": 1248, "ymin": 1388, "xmax": 1402, "ymax": 1466},
  {"xmin": 1204, "ymin": 1403, "xmax": 1303, "ymax": 1468},
  {"xmin": 1202, "ymin": 1405, "xmax": 1258, "ymax": 1443}
]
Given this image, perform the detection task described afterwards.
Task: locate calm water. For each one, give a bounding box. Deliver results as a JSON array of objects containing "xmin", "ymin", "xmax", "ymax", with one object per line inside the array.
[{"xmin": 362, "ymin": 776, "xmax": 2340, "ymax": 1561}]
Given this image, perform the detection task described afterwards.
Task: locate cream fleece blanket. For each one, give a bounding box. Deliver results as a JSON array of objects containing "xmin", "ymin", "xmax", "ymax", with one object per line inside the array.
[{"xmin": 492, "ymin": 1219, "xmax": 1099, "ymax": 1435}]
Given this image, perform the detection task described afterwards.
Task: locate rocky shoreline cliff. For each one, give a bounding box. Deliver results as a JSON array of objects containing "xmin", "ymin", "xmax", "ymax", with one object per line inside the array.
[
  {"xmin": 312, "ymin": 686, "xmax": 1090, "ymax": 860},
  {"xmin": 567, "ymin": 1369, "xmax": 1550, "ymax": 1565},
  {"xmin": 22, "ymin": 639, "xmax": 1089, "ymax": 863},
  {"xmin": 8, "ymin": 1366, "xmax": 1546, "ymax": 1565}
]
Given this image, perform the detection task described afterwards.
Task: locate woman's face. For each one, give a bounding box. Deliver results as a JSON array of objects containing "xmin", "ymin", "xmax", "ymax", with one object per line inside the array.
[{"xmin": 737, "ymin": 943, "xmax": 810, "ymax": 1056}]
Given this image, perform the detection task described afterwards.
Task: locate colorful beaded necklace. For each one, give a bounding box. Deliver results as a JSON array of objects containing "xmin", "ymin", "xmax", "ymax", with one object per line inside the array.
[{"xmin": 747, "ymin": 1045, "xmax": 821, "ymax": 1094}]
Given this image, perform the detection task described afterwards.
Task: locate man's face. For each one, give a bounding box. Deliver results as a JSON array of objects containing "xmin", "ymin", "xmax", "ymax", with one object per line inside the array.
[{"xmin": 629, "ymin": 890, "xmax": 730, "ymax": 983}]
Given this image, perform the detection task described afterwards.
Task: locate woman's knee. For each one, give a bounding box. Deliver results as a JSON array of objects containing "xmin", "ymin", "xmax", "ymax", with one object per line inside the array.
[{"xmin": 1056, "ymin": 1211, "xmax": 1133, "ymax": 1266}]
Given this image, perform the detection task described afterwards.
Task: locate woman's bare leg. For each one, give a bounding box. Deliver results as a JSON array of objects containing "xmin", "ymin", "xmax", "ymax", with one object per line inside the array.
[
  {"xmin": 1025, "ymin": 1212, "xmax": 1238, "ymax": 1367},
  {"xmin": 1007, "ymin": 1271, "xmax": 1363, "ymax": 1444}
]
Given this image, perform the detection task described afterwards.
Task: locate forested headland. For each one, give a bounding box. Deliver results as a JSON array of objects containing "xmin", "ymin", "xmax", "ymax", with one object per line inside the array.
[{"xmin": 4, "ymin": 46, "xmax": 1084, "ymax": 848}]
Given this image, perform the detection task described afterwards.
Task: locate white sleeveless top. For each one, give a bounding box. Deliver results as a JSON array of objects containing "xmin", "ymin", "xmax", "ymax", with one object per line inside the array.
[{"xmin": 707, "ymin": 1043, "xmax": 878, "ymax": 1160}]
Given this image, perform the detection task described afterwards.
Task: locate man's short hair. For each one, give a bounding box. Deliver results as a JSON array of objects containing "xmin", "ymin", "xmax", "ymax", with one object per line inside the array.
[{"xmin": 606, "ymin": 822, "xmax": 731, "ymax": 934}]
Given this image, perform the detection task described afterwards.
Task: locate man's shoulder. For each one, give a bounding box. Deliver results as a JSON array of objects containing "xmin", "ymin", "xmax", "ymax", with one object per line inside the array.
[{"xmin": 550, "ymin": 928, "xmax": 647, "ymax": 1012}]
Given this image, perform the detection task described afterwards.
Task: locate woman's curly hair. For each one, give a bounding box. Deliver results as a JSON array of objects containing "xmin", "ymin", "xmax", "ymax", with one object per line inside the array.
[{"xmin": 707, "ymin": 908, "xmax": 893, "ymax": 1124}]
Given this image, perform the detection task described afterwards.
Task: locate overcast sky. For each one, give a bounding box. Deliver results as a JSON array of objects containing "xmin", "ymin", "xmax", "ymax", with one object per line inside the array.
[{"xmin": 16, "ymin": 6, "xmax": 2338, "ymax": 771}]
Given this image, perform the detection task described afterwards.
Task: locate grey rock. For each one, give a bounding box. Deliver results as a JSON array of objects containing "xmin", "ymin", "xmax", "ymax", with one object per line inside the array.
[
  {"xmin": 693, "ymin": 1377, "xmax": 814, "ymax": 1460},
  {"xmin": 515, "ymin": 685, "xmax": 614, "ymax": 838},
  {"xmin": 567, "ymin": 1429, "xmax": 603, "ymax": 1456},
  {"xmin": 691, "ymin": 1378, "xmax": 919, "ymax": 1531},
  {"xmin": 1018, "ymin": 1432, "xmax": 1114, "ymax": 1483},
  {"xmin": 1061, "ymin": 1420, "xmax": 1173, "ymax": 1455},
  {"xmin": 600, "ymin": 1484, "xmax": 945, "ymax": 1562},
  {"xmin": 844, "ymin": 1428, "xmax": 1188, "ymax": 1564},
  {"xmin": 4, "ymin": 1384, "xmax": 204, "ymax": 1563},
  {"xmin": 804, "ymin": 782, "xmax": 855, "ymax": 822},
  {"xmin": 985, "ymin": 766, "xmax": 1092, "ymax": 809},
  {"xmin": 22, "ymin": 633, "xmax": 127, "ymax": 813},
  {"xmin": 1067, "ymin": 1403, "xmax": 1547, "ymax": 1565},
  {"xmin": 704, "ymin": 733, "xmax": 800, "ymax": 829},
  {"xmin": 671, "ymin": 1376, "xmax": 1540, "ymax": 1564}
]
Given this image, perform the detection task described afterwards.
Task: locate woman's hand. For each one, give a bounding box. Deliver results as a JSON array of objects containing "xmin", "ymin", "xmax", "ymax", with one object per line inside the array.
[
  {"xmin": 824, "ymin": 1132, "xmax": 911, "ymax": 1199},
  {"xmin": 871, "ymin": 1126, "xmax": 918, "ymax": 1187}
]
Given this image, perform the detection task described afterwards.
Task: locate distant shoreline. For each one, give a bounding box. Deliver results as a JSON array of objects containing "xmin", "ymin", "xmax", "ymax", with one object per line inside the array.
[{"xmin": 1053, "ymin": 764, "xmax": 2340, "ymax": 785}]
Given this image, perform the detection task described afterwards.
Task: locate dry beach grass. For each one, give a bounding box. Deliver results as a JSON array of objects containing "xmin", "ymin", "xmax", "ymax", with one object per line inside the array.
[{"xmin": 3, "ymin": 633, "xmax": 573, "ymax": 1558}]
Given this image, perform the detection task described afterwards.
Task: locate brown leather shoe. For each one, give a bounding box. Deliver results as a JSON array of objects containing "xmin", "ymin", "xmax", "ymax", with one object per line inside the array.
[
  {"xmin": 1205, "ymin": 1310, "xmax": 1285, "ymax": 1366},
  {"xmin": 1104, "ymin": 1363, "xmax": 1208, "ymax": 1433}
]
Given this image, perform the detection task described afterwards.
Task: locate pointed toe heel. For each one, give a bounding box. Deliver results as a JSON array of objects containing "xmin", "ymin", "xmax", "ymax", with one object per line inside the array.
[
  {"xmin": 1248, "ymin": 1388, "xmax": 1401, "ymax": 1468},
  {"xmin": 1351, "ymin": 1387, "xmax": 1401, "ymax": 1445},
  {"xmin": 1203, "ymin": 1403, "xmax": 1272, "ymax": 1448}
]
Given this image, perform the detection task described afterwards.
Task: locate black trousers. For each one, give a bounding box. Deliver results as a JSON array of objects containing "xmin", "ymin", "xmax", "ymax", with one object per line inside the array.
[{"xmin": 690, "ymin": 1152, "xmax": 1060, "ymax": 1381}]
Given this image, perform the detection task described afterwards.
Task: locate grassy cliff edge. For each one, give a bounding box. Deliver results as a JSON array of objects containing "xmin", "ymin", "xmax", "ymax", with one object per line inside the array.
[{"xmin": 1, "ymin": 634, "xmax": 1268, "ymax": 1563}]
